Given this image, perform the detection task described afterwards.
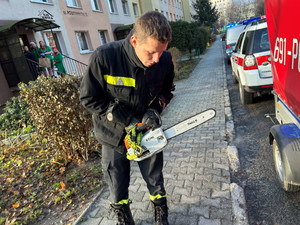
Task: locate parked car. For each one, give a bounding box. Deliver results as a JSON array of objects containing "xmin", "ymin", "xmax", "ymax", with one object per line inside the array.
[
  {"xmin": 230, "ymin": 17, "xmax": 273, "ymax": 105},
  {"xmin": 225, "ymin": 24, "xmax": 245, "ymax": 64}
]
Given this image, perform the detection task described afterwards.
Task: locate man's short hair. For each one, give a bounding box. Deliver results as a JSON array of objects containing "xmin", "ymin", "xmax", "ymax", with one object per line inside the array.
[{"xmin": 133, "ymin": 11, "xmax": 172, "ymax": 43}]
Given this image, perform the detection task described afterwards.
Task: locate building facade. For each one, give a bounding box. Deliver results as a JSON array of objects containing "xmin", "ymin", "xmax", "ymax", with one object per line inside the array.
[
  {"xmin": 0, "ymin": 0, "xmax": 114, "ymax": 105},
  {"xmin": 0, "ymin": 0, "xmax": 188, "ymax": 106},
  {"xmin": 181, "ymin": 0, "xmax": 196, "ymax": 22}
]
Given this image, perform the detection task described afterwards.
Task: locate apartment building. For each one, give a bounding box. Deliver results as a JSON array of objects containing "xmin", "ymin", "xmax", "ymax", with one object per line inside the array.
[
  {"xmin": 0, "ymin": 0, "xmax": 187, "ymax": 106},
  {"xmin": 181, "ymin": 0, "xmax": 196, "ymax": 22},
  {"xmin": 0, "ymin": 0, "xmax": 113, "ymax": 105},
  {"xmin": 105, "ymin": 0, "xmax": 135, "ymax": 40},
  {"xmin": 57, "ymin": 0, "xmax": 113, "ymax": 64},
  {"xmin": 159, "ymin": 0, "xmax": 183, "ymax": 21}
]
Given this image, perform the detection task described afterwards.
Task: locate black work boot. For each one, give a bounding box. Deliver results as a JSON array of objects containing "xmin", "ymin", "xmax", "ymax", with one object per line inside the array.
[
  {"xmin": 111, "ymin": 202, "xmax": 135, "ymax": 225},
  {"xmin": 151, "ymin": 198, "xmax": 169, "ymax": 225}
]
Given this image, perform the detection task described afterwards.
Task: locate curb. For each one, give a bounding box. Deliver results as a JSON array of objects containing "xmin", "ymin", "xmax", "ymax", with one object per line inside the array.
[
  {"xmin": 222, "ymin": 45, "xmax": 249, "ymax": 225},
  {"xmin": 73, "ymin": 186, "xmax": 106, "ymax": 225}
]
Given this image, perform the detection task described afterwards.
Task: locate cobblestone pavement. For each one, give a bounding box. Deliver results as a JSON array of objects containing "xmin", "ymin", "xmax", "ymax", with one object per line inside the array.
[{"xmin": 75, "ymin": 37, "xmax": 242, "ymax": 225}]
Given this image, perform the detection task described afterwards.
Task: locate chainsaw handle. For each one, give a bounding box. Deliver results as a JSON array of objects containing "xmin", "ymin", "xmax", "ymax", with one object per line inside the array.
[{"xmin": 136, "ymin": 109, "xmax": 162, "ymax": 132}]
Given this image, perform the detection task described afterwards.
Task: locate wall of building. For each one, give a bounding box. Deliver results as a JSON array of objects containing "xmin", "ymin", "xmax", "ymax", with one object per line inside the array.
[
  {"xmin": 159, "ymin": 0, "xmax": 169, "ymax": 19},
  {"xmin": 138, "ymin": 0, "xmax": 160, "ymax": 14},
  {"xmin": 58, "ymin": 0, "xmax": 114, "ymax": 65},
  {"xmin": 175, "ymin": 0, "xmax": 183, "ymax": 20},
  {"xmin": 181, "ymin": 0, "xmax": 192, "ymax": 22},
  {"xmin": 168, "ymin": 0, "xmax": 176, "ymax": 21},
  {"xmin": 130, "ymin": 0, "xmax": 142, "ymax": 22},
  {"xmin": 105, "ymin": 0, "xmax": 134, "ymax": 26}
]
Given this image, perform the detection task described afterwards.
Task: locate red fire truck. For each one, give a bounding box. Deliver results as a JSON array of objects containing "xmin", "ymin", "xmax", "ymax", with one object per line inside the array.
[{"xmin": 266, "ymin": 0, "xmax": 300, "ymax": 191}]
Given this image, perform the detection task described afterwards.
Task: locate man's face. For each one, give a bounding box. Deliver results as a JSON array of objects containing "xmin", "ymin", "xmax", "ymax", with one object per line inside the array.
[{"xmin": 130, "ymin": 35, "xmax": 168, "ymax": 67}]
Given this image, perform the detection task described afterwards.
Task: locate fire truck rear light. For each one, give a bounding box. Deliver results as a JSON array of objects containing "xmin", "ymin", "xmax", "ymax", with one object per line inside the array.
[{"xmin": 244, "ymin": 55, "xmax": 258, "ymax": 70}]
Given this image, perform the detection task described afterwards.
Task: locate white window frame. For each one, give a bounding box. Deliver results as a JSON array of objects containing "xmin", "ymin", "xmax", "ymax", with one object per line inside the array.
[
  {"xmin": 90, "ymin": 0, "xmax": 102, "ymax": 11},
  {"xmin": 75, "ymin": 31, "xmax": 91, "ymax": 54},
  {"xmin": 132, "ymin": 3, "xmax": 139, "ymax": 17},
  {"xmin": 99, "ymin": 30, "xmax": 108, "ymax": 45},
  {"xmin": 107, "ymin": 0, "xmax": 118, "ymax": 14},
  {"xmin": 66, "ymin": 0, "xmax": 79, "ymax": 8},
  {"xmin": 122, "ymin": 0, "xmax": 130, "ymax": 15}
]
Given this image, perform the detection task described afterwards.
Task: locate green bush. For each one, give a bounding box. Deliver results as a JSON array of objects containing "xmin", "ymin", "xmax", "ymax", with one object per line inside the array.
[
  {"xmin": 0, "ymin": 96, "xmax": 31, "ymax": 132},
  {"xmin": 169, "ymin": 21, "xmax": 209, "ymax": 56},
  {"xmin": 19, "ymin": 75, "xmax": 95, "ymax": 164}
]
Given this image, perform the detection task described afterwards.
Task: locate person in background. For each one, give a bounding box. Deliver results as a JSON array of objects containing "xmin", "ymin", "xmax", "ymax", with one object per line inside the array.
[
  {"xmin": 24, "ymin": 45, "xmax": 38, "ymax": 78},
  {"xmin": 39, "ymin": 41, "xmax": 54, "ymax": 75},
  {"xmin": 29, "ymin": 41, "xmax": 40, "ymax": 63},
  {"xmin": 52, "ymin": 47, "xmax": 66, "ymax": 74},
  {"xmin": 80, "ymin": 11, "xmax": 174, "ymax": 225}
]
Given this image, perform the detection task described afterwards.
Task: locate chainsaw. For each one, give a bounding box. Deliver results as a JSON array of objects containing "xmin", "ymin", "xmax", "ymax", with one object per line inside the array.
[{"xmin": 125, "ymin": 108, "xmax": 216, "ymax": 161}]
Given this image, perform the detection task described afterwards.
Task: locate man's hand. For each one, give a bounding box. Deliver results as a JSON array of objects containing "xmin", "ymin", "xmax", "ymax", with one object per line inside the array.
[{"xmin": 124, "ymin": 124, "xmax": 143, "ymax": 160}]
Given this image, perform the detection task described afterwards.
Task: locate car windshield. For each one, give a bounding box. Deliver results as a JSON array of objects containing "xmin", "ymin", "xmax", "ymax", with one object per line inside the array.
[{"xmin": 253, "ymin": 28, "xmax": 270, "ymax": 53}]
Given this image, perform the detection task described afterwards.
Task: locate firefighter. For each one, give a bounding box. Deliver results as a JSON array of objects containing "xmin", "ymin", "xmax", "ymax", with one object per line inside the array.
[{"xmin": 79, "ymin": 11, "xmax": 175, "ymax": 225}]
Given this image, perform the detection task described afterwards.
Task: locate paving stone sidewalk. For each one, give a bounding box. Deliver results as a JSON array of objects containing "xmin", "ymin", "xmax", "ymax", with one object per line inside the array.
[{"xmin": 74, "ymin": 37, "xmax": 245, "ymax": 225}]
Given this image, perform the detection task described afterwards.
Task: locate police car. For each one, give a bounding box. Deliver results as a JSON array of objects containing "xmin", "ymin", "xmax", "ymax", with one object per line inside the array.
[
  {"xmin": 225, "ymin": 23, "xmax": 245, "ymax": 64},
  {"xmin": 231, "ymin": 17, "xmax": 273, "ymax": 105}
]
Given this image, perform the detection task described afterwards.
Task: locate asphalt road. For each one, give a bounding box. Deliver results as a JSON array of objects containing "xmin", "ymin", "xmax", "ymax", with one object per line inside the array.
[{"xmin": 224, "ymin": 52, "xmax": 300, "ymax": 225}]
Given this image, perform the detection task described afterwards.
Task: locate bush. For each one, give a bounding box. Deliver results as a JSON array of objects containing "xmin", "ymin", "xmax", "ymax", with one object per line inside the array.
[
  {"xmin": 169, "ymin": 21, "xmax": 209, "ymax": 57},
  {"xmin": 168, "ymin": 47, "xmax": 181, "ymax": 77},
  {"xmin": 0, "ymin": 96, "xmax": 31, "ymax": 132},
  {"xmin": 19, "ymin": 75, "xmax": 95, "ymax": 164}
]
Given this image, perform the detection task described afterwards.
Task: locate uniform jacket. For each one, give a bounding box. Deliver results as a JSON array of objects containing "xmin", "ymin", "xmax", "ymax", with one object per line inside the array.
[{"xmin": 80, "ymin": 33, "xmax": 175, "ymax": 147}]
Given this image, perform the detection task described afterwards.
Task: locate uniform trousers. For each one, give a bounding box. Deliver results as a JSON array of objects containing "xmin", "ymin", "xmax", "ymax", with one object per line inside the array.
[{"xmin": 101, "ymin": 144, "xmax": 166, "ymax": 203}]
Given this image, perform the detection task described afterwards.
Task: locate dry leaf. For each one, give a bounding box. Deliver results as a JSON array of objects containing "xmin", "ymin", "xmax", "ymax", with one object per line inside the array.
[
  {"xmin": 12, "ymin": 203, "xmax": 20, "ymax": 208},
  {"xmin": 59, "ymin": 167, "xmax": 66, "ymax": 174},
  {"xmin": 8, "ymin": 178, "xmax": 14, "ymax": 183},
  {"xmin": 60, "ymin": 181, "xmax": 66, "ymax": 190}
]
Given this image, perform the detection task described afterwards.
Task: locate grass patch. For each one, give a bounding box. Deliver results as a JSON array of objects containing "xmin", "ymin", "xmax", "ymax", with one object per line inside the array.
[
  {"xmin": 0, "ymin": 134, "xmax": 102, "ymax": 225},
  {"xmin": 175, "ymin": 58, "xmax": 201, "ymax": 81}
]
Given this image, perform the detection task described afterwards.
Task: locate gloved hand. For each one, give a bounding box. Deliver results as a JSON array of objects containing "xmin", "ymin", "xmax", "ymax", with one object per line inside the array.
[
  {"xmin": 124, "ymin": 124, "xmax": 143, "ymax": 160},
  {"xmin": 159, "ymin": 97, "xmax": 166, "ymax": 111}
]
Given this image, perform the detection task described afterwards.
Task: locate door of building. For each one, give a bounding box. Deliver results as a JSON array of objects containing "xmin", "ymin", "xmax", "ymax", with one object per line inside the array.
[{"xmin": 0, "ymin": 31, "xmax": 33, "ymax": 87}]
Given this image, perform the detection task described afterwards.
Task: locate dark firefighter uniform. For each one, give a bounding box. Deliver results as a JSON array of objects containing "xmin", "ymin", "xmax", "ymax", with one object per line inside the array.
[{"xmin": 79, "ymin": 32, "xmax": 175, "ymax": 204}]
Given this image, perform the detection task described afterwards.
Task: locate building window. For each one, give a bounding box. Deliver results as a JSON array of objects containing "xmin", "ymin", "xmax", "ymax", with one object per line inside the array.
[
  {"xmin": 122, "ymin": 0, "xmax": 129, "ymax": 15},
  {"xmin": 108, "ymin": 0, "xmax": 118, "ymax": 14},
  {"xmin": 132, "ymin": 3, "xmax": 139, "ymax": 17},
  {"xmin": 99, "ymin": 31, "xmax": 108, "ymax": 45},
  {"xmin": 90, "ymin": 0, "xmax": 102, "ymax": 11},
  {"xmin": 75, "ymin": 32, "xmax": 90, "ymax": 53},
  {"xmin": 66, "ymin": 0, "xmax": 79, "ymax": 8}
]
